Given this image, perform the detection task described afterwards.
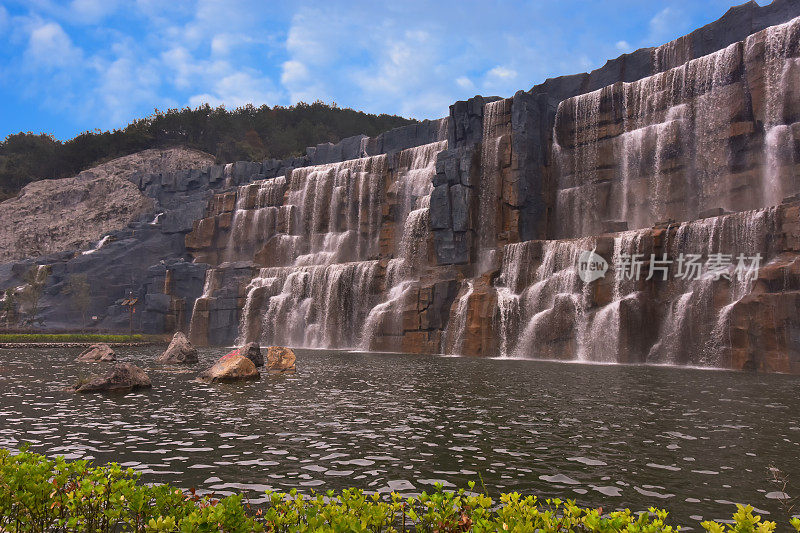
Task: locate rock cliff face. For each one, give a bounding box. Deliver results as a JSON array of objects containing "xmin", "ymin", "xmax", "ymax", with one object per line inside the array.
[{"xmin": 3, "ymin": 0, "xmax": 800, "ymax": 373}]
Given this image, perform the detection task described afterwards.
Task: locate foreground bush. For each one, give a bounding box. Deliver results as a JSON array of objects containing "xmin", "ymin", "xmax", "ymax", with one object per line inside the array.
[{"xmin": 1, "ymin": 448, "xmax": 797, "ymax": 532}]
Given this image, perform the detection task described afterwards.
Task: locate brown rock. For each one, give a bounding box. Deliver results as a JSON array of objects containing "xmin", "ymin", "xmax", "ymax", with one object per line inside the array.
[
  {"xmin": 75, "ymin": 363, "xmax": 151, "ymax": 393},
  {"xmin": 197, "ymin": 354, "xmax": 259, "ymax": 383},
  {"xmin": 157, "ymin": 331, "xmax": 198, "ymax": 364},
  {"xmin": 76, "ymin": 343, "xmax": 116, "ymax": 362},
  {"xmin": 266, "ymin": 346, "xmax": 296, "ymax": 372}
]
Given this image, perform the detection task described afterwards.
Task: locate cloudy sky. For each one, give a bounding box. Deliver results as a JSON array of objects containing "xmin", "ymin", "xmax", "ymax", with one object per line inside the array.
[{"xmin": 0, "ymin": 0, "xmax": 767, "ymax": 140}]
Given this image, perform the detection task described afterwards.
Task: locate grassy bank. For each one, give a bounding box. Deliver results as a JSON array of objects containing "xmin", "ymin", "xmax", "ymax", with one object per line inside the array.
[
  {"xmin": 0, "ymin": 448, "xmax": 795, "ymax": 532},
  {"xmin": 0, "ymin": 334, "xmax": 161, "ymax": 344}
]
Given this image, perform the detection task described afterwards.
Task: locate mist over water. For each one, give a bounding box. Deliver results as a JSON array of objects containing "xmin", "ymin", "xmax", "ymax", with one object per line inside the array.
[{"xmin": 1, "ymin": 346, "xmax": 799, "ymax": 527}]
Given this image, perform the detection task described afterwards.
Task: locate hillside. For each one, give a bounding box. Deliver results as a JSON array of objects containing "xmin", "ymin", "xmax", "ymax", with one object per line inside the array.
[
  {"xmin": 0, "ymin": 102, "xmax": 415, "ymax": 200},
  {"xmin": 0, "ymin": 148, "xmax": 214, "ymax": 262}
]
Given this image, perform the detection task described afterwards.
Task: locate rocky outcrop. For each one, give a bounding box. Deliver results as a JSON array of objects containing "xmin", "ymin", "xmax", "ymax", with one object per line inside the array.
[
  {"xmin": 76, "ymin": 343, "xmax": 116, "ymax": 362},
  {"xmin": 74, "ymin": 363, "xmax": 151, "ymax": 393},
  {"xmin": 197, "ymin": 353, "xmax": 259, "ymax": 383},
  {"xmin": 156, "ymin": 332, "xmax": 198, "ymax": 364},
  {"xmin": 266, "ymin": 346, "xmax": 296, "ymax": 372}
]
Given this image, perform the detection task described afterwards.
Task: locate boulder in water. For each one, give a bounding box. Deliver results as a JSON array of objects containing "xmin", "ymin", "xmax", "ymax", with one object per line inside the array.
[
  {"xmin": 197, "ymin": 353, "xmax": 259, "ymax": 383},
  {"xmin": 267, "ymin": 346, "xmax": 296, "ymax": 372},
  {"xmin": 157, "ymin": 331, "xmax": 198, "ymax": 364},
  {"xmin": 75, "ymin": 363, "xmax": 151, "ymax": 393},
  {"xmin": 225, "ymin": 342, "xmax": 263, "ymax": 366},
  {"xmin": 76, "ymin": 343, "xmax": 116, "ymax": 362}
]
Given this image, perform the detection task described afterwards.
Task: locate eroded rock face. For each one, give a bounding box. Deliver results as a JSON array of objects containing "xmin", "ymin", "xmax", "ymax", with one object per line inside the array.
[
  {"xmin": 76, "ymin": 343, "xmax": 116, "ymax": 362},
  {"xmin": 75, "ymin": 363, "xmax": 151, "ymax": 393},
  {"xmin": 266, "ymin": 346, "xmax": 296, "ymax": 372},
  {"xmin": 197, "ymin": 353, "xmax": 259, "ymax": 383},
  {"xmin": 157, "ymin": 331, "xmax": 198, "ymax": 364}
]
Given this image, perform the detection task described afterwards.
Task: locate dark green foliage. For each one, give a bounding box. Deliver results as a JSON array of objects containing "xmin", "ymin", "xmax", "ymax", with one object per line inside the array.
[
  {"xmin": 1, "ymin": 448, "xmax": 796, "ymax": 532},
  {"xmin": 0, "ymin": 102, "xmax": 415, "ymax": 200}
]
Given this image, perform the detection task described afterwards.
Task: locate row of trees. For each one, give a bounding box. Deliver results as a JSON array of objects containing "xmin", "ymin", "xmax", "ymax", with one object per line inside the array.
[
  {"xmin": 1, "ymin": 268, "xmax": 91, "ymax": 329},
  {"xmin": 0, "ymin": 101, "xmax": 415, "ymax": 200}
]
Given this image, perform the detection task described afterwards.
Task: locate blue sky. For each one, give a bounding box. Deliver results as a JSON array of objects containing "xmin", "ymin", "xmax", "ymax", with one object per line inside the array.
[{"xmin": 0, "ymin": 0, "xmax": 768, "ymax": 141}]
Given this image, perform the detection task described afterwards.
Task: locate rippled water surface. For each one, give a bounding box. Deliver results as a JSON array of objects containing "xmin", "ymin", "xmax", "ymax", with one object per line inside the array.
[{"xmin": 1, "ymin": 346, "xmax": 799, "ymax": 527}]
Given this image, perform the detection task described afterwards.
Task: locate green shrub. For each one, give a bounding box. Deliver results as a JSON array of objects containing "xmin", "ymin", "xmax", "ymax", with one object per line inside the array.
[{"xmin": 0, "ymin": 447, "xmax": 797, "ymax": 532}]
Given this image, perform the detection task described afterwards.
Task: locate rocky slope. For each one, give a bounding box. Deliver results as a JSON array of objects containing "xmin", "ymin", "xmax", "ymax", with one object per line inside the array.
[{"xmin": 0, "ymin": 148, "xmax": 214, "ymax": 262}]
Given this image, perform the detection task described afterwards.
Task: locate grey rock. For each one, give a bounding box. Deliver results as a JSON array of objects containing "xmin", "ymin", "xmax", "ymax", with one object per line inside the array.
[
  {"xmin": 157, "ymin": 331, "xmax": 198, "ymax": 364},
  {"xmin": 429, "ymin": 185, "xmax": 451, "ymax": 230},
  {"xmin": 450, "ymin": 184, "xmax": 470, "ymax": 232},
  {"xmin": 75, "ymin": 363, "xmax": 151, "ymax": 393},
  {"xmin": 76, "ymin": 343, "xmax": 116, "ymax": 362}
]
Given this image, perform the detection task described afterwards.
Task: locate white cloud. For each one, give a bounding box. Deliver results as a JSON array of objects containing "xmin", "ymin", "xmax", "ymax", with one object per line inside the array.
[
  {"xmin": 648, "ymin": 7, "xmax": 686, "ymax": 45},
  {"xmin": 456, "ymin": 76, "xmax": 474, "ymax": 90},
  {"xmin": 615, "ymin": 40, "xmax": 631, "ymax": 52},
  {"xmin": 486, "ymin": 66, "xmax": 517, "ymax": 81},
  {"xmin": 69, "ymin": 0, "xmax": 118, "ymax": 23},
  {"xmin": 189, "ymin": 70, "xmax": 280, "ymax": 109},
  {"xmin": 25, "ymin": 22, "xmax": 82, "ymax": 69}
]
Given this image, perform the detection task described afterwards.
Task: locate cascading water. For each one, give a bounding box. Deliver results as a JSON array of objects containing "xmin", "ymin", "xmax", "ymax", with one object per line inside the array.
[
  {"xmin": 477, "ymin": 100, "xmax": 511, "ymax": 253},
  {"xmin": 554, "ymin": 42, "xmax": 749, "ymax": 238},
  {"xmin": 441, "ymin": 280, "xmax": 474, "ymax": 355},
  {"xmin": 360, "ymin": 141, "xmax": 447, "ymax": 350},
  {"xmin": 754, "ymin": 16, "xmax": 800, "ymax": 206},
  {"xmin": 230, "ymin": 140, "xmax": 447, "ymax": 351}
]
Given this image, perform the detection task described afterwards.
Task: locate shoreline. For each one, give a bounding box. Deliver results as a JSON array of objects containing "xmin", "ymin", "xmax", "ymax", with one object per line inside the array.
[{"xmin": 0, "ymin": 341, "xmax": 164, "ymax": 348}]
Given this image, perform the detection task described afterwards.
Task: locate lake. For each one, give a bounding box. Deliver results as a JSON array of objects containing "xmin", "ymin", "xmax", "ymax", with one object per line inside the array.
[{"xmin": 0, "ymin": 346, "xmax": 798, "ymax": 528}]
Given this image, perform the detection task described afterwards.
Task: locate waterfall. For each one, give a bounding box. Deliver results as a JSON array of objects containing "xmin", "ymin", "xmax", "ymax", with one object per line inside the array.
[
  {"xmin": 554, "ymin": 42, "xmax": 747, "ymax": 238},
  {"xmin": 756, "ymin": 16, "xmax": 800, "ymax": 206},
  {"xmin": 477, "ymin": 99, "xmax": 511, "ymax": 251},
  {"xmin": 227, "ymin": 141, "xmax": 447, "ymax": 351},
  {"xmin": 359, "ymin": 141, "xmax": 447, "ymax": 350},
  {"xmin": 441, "ymin": 280, "xmax": 474, "ymax": 355},
  {"xmin": 81, "ymin": 235, "xmax": 112, "ymax": 255},
  {"xmin": 224, "ymin": 176, "xmax": 289, "ymax": 263},
  {"xmin": 188, "ymin": 268, "xmax": 219, "ymax": 343}
]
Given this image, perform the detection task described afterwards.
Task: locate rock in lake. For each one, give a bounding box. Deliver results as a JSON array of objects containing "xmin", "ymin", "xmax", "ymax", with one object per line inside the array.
[
  {"xmin": 75, "ymin": 363, "xmax": 151, "ymax": 393},
  {"xmin": 225, "ymin": 342, "xmax": 263, "ymax": 366},
  {"xmin": 76, "ymin": 343, "xmax": 116, "ymax": 362},
  {"xmin": 197, "ymin": 354, "xmax": 259, "ymax": 383},
  {"xmin": 157, "ymin": 331, "xmax": 198, "ymax": 364},
  {"xmin": 267, "ymin": 346, "xmax": 296, "ymax": 372}
]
